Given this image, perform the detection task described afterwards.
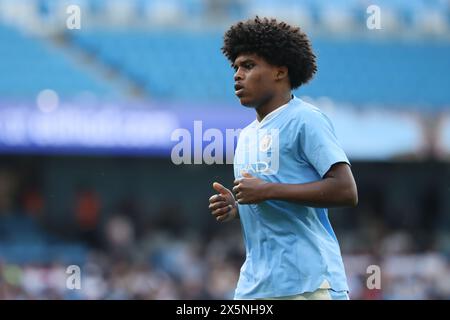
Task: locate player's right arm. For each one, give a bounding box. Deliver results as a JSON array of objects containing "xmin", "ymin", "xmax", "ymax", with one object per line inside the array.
[{"xmin": 208, "ymin": 182, "xmax": 239, "ymax": 222}]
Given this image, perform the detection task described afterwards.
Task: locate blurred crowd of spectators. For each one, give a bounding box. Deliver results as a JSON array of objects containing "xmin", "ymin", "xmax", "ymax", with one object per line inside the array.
[
  {"xmin": 0, "ymin": 165, "xmax": 449, "ymax": 299},
  {"xmin": 0, "ymin": 223, "xmax": 242, "ymax": 300},
  {"xmin": 0, "ymin": 217, "xmax": 449, "ymax": 300}
]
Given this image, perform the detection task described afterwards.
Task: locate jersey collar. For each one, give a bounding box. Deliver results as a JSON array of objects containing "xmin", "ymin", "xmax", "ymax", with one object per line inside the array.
[{"xmin": 255, "ymin": 95, "xmax": 294, "ymax": 127}]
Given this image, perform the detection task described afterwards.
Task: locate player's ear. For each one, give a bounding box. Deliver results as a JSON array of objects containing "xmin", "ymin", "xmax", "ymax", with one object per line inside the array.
[{"xmin": 275, "ymin": 66, "xmax": 288, "ymax": 81}]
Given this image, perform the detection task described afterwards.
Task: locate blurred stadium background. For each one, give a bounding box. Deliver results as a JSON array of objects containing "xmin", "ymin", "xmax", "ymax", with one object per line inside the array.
[{"xmin": 0, "ymin": 0, "xmax": 449, "ymax": 299}]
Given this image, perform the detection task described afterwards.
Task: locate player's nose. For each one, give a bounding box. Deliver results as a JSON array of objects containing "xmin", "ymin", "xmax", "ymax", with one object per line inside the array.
[{"xmin": 234, "ymin": 68, "xmax": 244, "ymax": 81}]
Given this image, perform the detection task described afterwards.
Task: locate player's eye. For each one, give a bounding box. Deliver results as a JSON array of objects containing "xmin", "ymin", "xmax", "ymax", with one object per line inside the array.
[{"xmin": 244, "ymin": 63, "xmax": 254, "ymax": 69}]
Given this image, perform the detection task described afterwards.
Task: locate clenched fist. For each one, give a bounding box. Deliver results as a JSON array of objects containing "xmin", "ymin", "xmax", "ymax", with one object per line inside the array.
[{"xmin": 232, "ymin": 172, "xmax": 271, "ymax": 204}]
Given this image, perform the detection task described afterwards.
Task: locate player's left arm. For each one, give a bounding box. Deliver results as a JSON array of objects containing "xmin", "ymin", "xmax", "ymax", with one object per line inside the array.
[{"xmin": 233, "ymin": 163, "xmax": 358, "ymax": 208}]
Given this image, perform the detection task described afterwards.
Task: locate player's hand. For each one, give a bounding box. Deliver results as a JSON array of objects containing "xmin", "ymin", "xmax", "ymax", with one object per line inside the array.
[
  {"xmin": 233, "ymin": 172, "xmax": 270, "ymax": 204},
  {"xmin": 209, "ymin": 182, "xmax": 238, "ymax": 222}
]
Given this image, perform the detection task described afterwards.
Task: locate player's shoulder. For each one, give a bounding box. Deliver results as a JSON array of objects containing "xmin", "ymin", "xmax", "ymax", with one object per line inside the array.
[{"xmin": 288, "ymin": 97, "xmax": 330, "ymax": 125}]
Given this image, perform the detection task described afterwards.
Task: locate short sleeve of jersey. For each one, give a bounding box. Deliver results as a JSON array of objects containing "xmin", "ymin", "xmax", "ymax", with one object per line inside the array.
[{"xmin": 298, "ymin": 108, "xmax": 350, "ymax": 178}]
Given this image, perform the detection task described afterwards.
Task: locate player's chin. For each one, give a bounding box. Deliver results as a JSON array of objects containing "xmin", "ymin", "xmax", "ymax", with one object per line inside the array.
[{"xmin": 238, "ymin": 96, "xmax": 254, "ymax": 108}]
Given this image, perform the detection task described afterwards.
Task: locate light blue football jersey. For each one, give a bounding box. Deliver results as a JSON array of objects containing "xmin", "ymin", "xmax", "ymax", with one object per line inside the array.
[{"xmin": 233, "ymin": 96, "xmax": 350, "ymax": 299}]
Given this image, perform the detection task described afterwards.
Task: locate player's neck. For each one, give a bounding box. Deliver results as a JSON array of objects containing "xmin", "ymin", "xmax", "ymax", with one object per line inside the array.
[{"xmin": 255, "ymin": 92, "xmax": 292, "ymax": 122}]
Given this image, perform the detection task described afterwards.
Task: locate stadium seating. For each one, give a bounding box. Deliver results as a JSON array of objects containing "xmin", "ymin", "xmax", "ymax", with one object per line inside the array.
[
  {"xmin": 70, "ymin": 30, "xmax": 450, "ymax": 110},
  {"xmin": 0, "ymin": 24, "xmax": 116, "ymax": 99},
  {"xmin": 1, "ymin": 0, "xmax": 449, "ymax": 110}
]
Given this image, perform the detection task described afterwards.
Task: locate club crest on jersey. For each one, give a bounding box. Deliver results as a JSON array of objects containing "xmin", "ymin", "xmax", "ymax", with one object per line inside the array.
[{"xmin": 259, "ymin": 134, "xmax": 272, "ymax": 152}]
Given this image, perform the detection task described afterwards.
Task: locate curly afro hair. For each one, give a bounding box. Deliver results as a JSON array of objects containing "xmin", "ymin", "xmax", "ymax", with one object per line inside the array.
[{"xmin": 222, "ymin": 16, "xmax": 317, "ymax": 90}]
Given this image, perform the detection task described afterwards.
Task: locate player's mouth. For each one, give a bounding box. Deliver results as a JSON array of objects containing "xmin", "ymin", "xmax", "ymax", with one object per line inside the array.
[{"xmin": 234, "ymin": 83, "xmax": 244, "ymax": 97}]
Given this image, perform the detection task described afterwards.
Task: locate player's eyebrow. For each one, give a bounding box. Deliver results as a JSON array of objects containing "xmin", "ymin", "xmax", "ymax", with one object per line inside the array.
[{"xmin": 232, "ymin": 58, "xmax": 255, "ymax": 69}]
